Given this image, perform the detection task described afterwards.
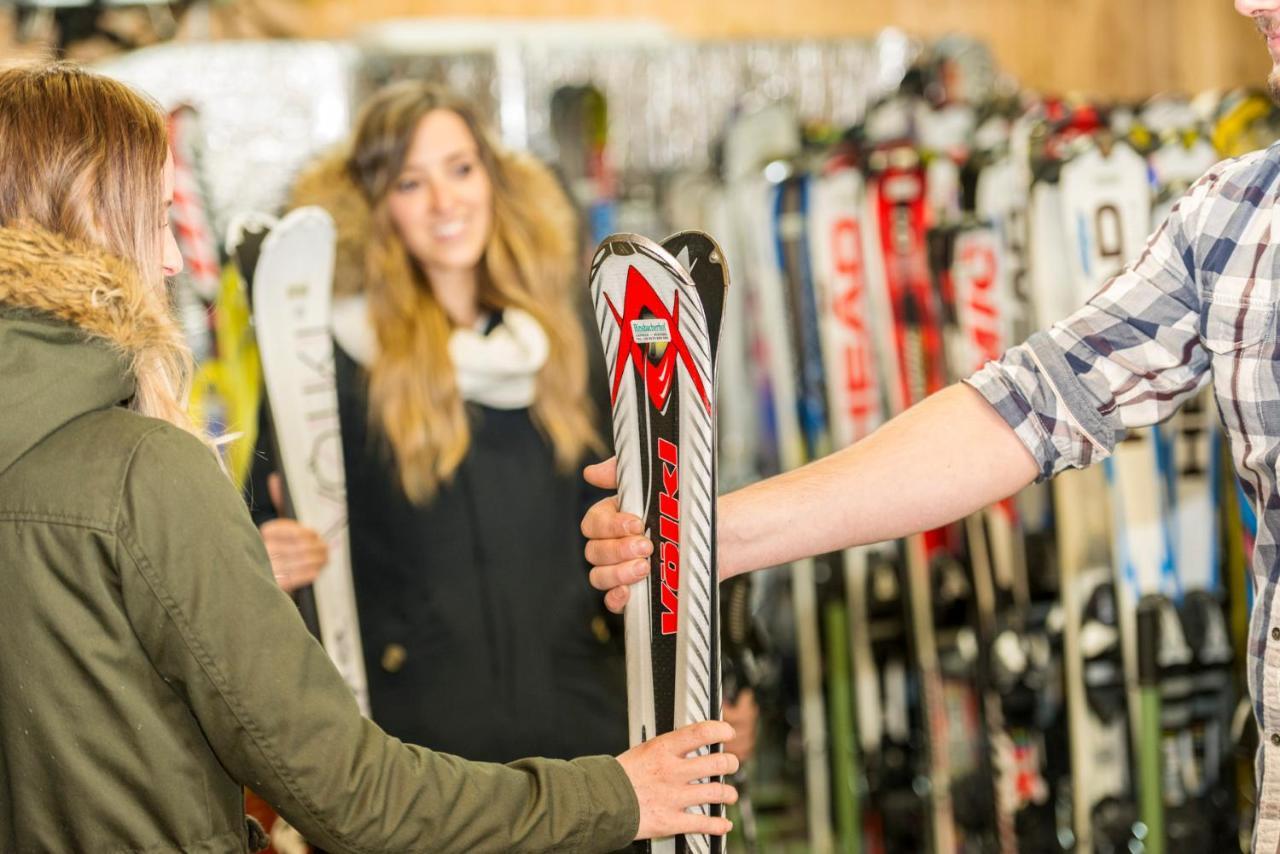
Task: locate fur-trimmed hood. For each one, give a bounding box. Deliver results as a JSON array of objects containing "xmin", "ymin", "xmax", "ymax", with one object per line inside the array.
[
  {"xmin": 0, "ymin": 224, "xmax": 173, "ymax": 475},
  {"xmin": 288, "ymin": 145, "xmax": 370, "ymax": 299}
]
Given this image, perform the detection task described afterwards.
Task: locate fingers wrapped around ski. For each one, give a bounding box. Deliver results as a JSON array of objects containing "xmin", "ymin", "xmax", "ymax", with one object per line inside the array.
[
  {"xmin": 623, "ymin": 721, "xmax": 739, "ymax": 840},
  {"xmin": 601, "ymin": 581, "xmax": 632, "ymax": 614},
  {"xmin": 581, "ymin": 487, "xmax": 651, "ymax": 615},
  {"xmin": 682, "ymin": 749, "xmax": 740, "ymax": 783},
  {"xmin": 656, "ymin": 806, "xmax": 735, "ymax": 840},
  {"xmin": 584, "ymin": 544, "xmax": 649, "ymax": 614},
  {"xmin": 260, "ymin": 499, "xmax": 330, "ymax": 591},
  {"xmin": 581, "ymin": 493, "xmax": 648, "ymax": 550},
  {"xmin": 583, "ymin": 537, "xmax": 652, "ymax": 573}
]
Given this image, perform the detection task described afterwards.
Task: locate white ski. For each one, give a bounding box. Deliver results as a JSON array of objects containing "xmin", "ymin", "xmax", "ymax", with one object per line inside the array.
[
  {"xmin": 251, "ymin": 206, "xmax": 369, "ymax": 715},
  {"xmin": 1060, "ymin": 138, "xmax": 1160, "ymax": 846}
]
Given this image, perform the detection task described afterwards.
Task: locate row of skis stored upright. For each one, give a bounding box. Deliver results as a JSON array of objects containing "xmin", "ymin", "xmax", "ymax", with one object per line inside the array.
[{"xmin": 662, "ymin": 83, "xmax": 1280, "ymax": 853}]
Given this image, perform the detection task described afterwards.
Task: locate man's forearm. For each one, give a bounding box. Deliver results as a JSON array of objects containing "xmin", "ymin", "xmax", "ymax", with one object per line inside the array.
[{"xmin": 718, "ymin": 383, "xmax": 1041, "ymax": 578}]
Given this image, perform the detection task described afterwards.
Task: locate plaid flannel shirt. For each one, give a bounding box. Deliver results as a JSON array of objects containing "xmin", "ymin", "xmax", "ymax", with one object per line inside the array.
[{"xmin": 965, "ymin": 143, "xmax": 1280, "ymax": 849}]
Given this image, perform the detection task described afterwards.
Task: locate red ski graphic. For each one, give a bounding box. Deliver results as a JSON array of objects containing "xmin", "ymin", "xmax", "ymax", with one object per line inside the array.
[{"xmin": 606, "ymin": 265, "xmax": 712, "ymax": 413}]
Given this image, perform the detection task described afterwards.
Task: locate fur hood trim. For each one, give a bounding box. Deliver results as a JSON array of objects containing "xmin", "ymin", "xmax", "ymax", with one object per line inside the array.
[
  {"xmin": 288, "ymin": 145, "xmax": 369, "ymax": 299},
  {"xmin": 0, "ymin": 223, "xmax": 185, "ymax": 391}
]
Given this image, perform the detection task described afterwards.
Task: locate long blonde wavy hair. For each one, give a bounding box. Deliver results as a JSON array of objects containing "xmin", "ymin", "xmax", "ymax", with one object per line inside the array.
[
  {"xmin": 0, "ymin": 62, "xmax": 200, "ymax": 441},
  {"xmin": 348, "ymin": 81, "xmax": 600, "ymax": 502}
]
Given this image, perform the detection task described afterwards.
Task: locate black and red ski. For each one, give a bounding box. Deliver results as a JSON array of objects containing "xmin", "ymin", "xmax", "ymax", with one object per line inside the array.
[{"xmin": 591, "ymin": 231, "xmax": 727, "ymax": 854}]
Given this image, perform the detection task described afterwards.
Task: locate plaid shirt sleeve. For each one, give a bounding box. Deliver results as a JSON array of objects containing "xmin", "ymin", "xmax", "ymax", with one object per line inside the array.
[{"xmin": 964, "ymin": 168, "xmax": 1221, "ymax": 480}]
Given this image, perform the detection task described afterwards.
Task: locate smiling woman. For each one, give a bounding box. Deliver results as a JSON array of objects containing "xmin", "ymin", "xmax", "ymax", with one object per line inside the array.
[
  {"xmin": 384, "ymin": 109, "xmax": 494, "ymax": 318},
  {"xmin": 248, "ymin": 80, "xmax": 632, "ymax": 768},
  {"xmin": 341, "ymin": 82, "xmax": 598, "ymax": 504}
]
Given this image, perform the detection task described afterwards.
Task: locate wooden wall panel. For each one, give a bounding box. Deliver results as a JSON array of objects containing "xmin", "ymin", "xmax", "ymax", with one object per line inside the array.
[{"xmin": 295, "ymin": 0, "xmax": 1270, "ymax": 100}]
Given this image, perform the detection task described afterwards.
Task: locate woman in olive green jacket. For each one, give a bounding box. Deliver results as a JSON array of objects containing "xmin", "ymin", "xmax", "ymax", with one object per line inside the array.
[{"xmin": 0, "ymin": 62, "xmax": 737, "ymax": 854}]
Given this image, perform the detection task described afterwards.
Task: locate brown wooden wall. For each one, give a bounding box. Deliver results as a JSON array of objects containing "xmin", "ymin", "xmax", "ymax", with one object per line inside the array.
[{"xmin": 292, "ymin": 0, "xmax": 1269, "ymax": 100}]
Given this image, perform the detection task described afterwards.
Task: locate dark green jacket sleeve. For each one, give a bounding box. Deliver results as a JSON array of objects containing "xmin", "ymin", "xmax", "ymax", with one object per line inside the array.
[{"xmin": 114, "ymin": 424, "xmax": 639, "ymax": 853}]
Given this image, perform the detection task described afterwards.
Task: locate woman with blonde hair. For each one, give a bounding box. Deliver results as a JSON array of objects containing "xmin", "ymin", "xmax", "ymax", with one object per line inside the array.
[
  {"xmin": 252, "ymin": 80, "xmax": 634, "ymax": 764},
  {"xmin": 0, "ymin": 61, "xmax": 738, "ymax": 852}
]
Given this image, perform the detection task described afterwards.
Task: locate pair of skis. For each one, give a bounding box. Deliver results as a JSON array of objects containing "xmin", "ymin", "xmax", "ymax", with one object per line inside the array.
[
  {"xmin": 590, "ymin": 231, "xmax": 728, "ymax": 854},
  {"xmin": 234, "ymin": 209, "xmax": 369, "ymax": 854},
  {"xmin": 935, "ymin": 211, "xmax": 1055, "ymax": 854},
  {"xmin": 865, "ymin": 133, "xmax": 1051, "ymax": 852}
]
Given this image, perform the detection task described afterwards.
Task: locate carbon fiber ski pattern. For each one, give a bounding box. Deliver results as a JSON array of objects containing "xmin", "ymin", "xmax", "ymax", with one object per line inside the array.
[{"xmin": 590, "ymin": 232, "xmax": 726, "ymax": 854}]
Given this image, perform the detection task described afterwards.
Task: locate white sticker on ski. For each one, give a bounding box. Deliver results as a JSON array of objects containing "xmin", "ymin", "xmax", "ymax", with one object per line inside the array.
[
  {"xmin": 975, "ymin": 153, "xmax": 1034, "ymax": 343},
  {"xmin": 1059, "ymin": 143, "xmax": 1153, "ymax": 306}
]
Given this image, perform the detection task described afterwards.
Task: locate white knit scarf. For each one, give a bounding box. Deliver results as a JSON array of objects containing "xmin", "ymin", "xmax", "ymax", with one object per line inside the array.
[{"xmin": 330, "ymin": 295, "xmax": 548, "ymax": 409}]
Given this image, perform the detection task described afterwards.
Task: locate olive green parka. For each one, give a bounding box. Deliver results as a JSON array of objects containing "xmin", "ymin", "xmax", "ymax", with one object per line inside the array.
[{"xmin": 0, "ymin": 224, "xmax": 638, "ymax": 853}]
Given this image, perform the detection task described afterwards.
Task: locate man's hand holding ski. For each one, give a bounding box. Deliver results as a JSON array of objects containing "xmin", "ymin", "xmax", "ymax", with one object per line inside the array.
[
  {"xmin": 581, "ymin": 456, "xmax": 651, "ymax": 614},
  {"xmin": 583, "ymin": 383, "xmax": 1042, "ymax": 612}
]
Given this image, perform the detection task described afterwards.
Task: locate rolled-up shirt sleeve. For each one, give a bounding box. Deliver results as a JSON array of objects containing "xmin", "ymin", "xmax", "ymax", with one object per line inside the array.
[{"xmin": 964, "ymin": 167, "xmax": 1219, "ymax": 480}]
